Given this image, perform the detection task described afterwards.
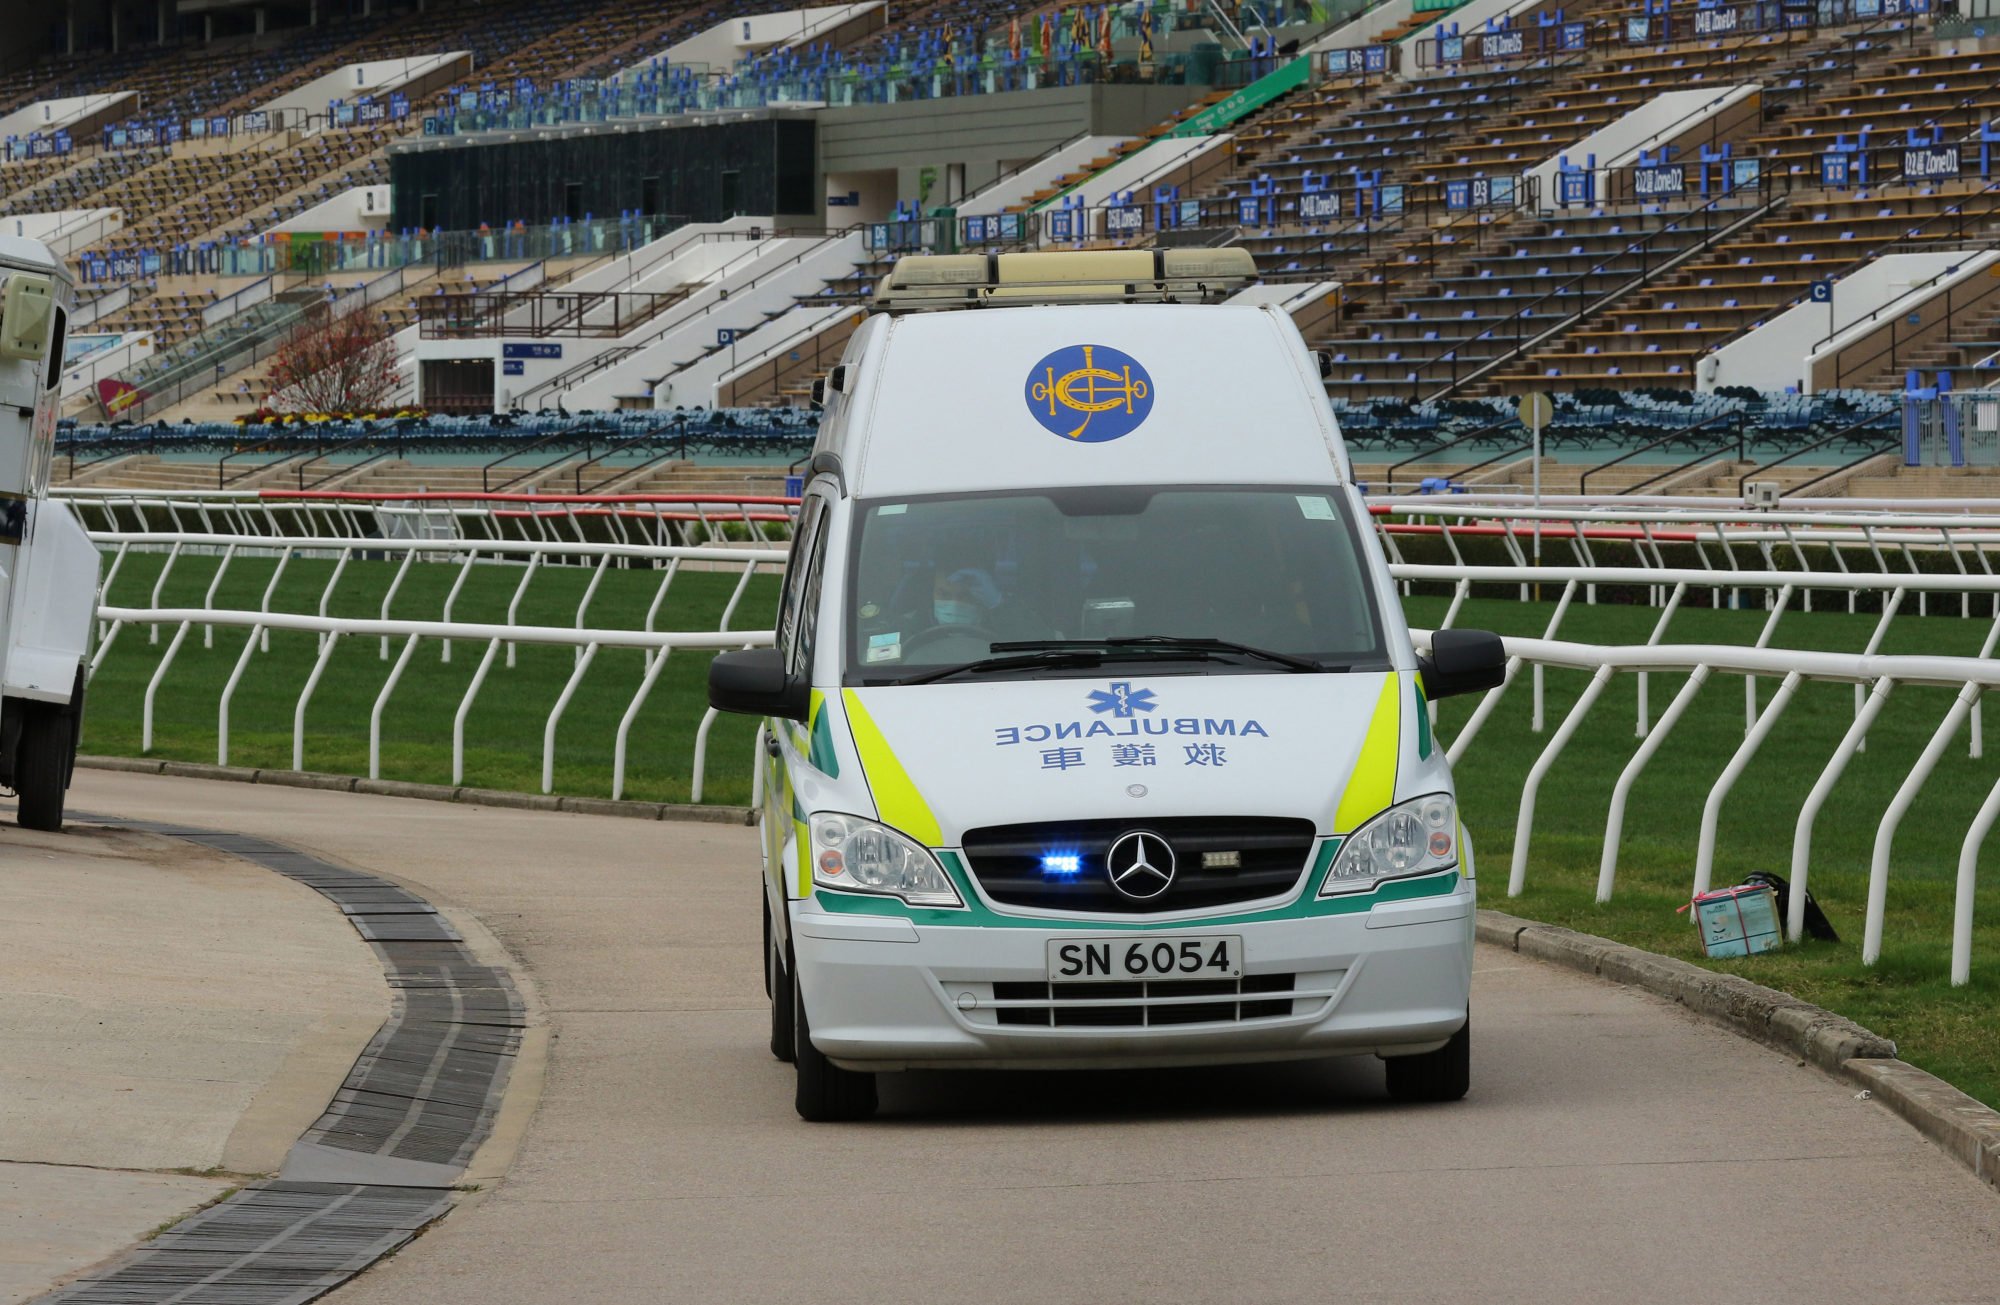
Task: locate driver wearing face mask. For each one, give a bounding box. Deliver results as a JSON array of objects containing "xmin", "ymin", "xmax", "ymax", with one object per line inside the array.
[{"xmin": 932, "ymin": 567, "xmax": 1002, "ymax": 627}]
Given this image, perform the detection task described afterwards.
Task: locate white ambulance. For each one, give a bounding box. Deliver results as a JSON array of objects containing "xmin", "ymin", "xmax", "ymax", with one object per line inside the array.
[
  {"xmin": 0, "ymin": 236, "xmax": 99, "ymax": 831},
  {"xmin": 709, "ymin": 250, "xmax": 1505, "ymax": 1120}
]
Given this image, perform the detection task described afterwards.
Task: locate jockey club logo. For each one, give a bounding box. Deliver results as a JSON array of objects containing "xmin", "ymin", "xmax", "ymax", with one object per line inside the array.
[{"xmin": 1025, "ymin": 343, "xmax": 1155, "ymax": 443}]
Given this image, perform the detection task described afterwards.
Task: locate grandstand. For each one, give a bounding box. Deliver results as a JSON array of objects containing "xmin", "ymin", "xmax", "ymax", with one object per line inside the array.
[{"xmin": 6, "ymin": 0, "xmax": 1998, "ymax": 496}]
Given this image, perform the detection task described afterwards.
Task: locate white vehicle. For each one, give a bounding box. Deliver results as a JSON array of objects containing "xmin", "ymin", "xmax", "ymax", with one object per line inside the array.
[
  {"xmin": 0, "ymin": 236, "xmax": 99, "ymax": 831},
  {"xmin": 708, "ymin": 250, "xmax": 1505, "ymax": 1121}
]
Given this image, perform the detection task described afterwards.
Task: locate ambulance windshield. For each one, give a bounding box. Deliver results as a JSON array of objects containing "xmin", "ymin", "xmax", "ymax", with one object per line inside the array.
[{"xmin": 845, "ymin": 486, "xmax": 1388, "ymax": 685}]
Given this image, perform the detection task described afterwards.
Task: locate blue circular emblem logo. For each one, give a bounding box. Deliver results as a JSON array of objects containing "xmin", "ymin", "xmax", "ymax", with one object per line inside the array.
[{"xmin": 1025, "ymin": 344, "xmax": 1155, "ymax": 443}]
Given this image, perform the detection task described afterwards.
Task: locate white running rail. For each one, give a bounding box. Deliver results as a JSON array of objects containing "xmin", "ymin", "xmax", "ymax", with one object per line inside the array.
[
  {"xmin": 68, "ymin": 490, "xmax": 2000, "ymax": 984},
  {"xmin": 89, "ymin": 533, "xmax": 780, "ymax": 805}
]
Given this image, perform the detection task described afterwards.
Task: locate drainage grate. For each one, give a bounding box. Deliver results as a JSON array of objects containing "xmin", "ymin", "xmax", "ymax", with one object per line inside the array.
[
  {"xmin": 38, "ymin": 816, "xmax": 529, "ymax": 1305},
  {"xmin": 42, "ymin": 1183, "xmax": 452, "ymax": 1305}
]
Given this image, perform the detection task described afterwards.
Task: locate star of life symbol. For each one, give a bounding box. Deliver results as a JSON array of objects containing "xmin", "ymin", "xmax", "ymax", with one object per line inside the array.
[
  {"xmin": 1106, "ymin": 830, "xmax": 1175, "ymax": 901},
  {"xmin": 1086, "ymin": 681, "xmax": 1157, "ymax": 718}
]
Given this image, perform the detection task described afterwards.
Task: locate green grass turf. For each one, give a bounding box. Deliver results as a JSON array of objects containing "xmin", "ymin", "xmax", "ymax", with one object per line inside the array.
[
  {"xmin": 83, "ymin": 552, "xmax": 2000, "ymax": 1107},
  {"xmin": 87, "ymin": 549, "xmax": 780, "ymax": 806},
  {"xmin": 1411, "ymin": 589, "xmax": 2000, "ymax": 1110}
]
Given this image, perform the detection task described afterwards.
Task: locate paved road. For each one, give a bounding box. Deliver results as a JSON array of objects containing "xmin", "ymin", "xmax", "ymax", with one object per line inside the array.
[
  {"xmin": 50, "ymin": 771, "xmax": 2000, "ymax": 1305},
  {"xmin": 0, "ymin": 813, "xmax": 385, "ymax": 1302}
]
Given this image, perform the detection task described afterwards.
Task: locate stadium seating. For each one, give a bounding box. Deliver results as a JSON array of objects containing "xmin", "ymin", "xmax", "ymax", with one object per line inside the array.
[{"xmin": 8, "ymin": 0, "xmax": 1993, "ymax": 438}]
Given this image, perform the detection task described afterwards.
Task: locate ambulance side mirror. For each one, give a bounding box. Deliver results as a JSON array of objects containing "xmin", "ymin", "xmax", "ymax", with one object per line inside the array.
[
  {"xmin": 1419, "ymin": 629, "xmax": 1506, "ymax": 700},
  {"xmin": 709, "ymin": 647, "xmax": 809, "ymax": 722}
]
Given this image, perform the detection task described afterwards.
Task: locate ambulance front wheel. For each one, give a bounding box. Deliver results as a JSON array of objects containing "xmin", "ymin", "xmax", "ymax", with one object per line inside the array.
[
  {"xmin": 791, "ymin": 957, "xmax": 878, "ymax": 1122},
  {"xmin": 1382, "ymin": 1016, "xmax": 1470, "ymax": 1103},
  {"xmin": 13, "ymin": 703, "xmax": 74, "ymax": 833}
]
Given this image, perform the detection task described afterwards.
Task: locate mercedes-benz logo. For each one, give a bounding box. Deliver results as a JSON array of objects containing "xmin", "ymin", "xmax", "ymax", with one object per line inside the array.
[{"xmin": 1105, "ymin": 830, "xmax": 1175, "ymax": 902}]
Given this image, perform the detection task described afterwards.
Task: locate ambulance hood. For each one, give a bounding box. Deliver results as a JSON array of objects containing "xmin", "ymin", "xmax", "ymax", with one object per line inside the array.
[{"xmin": 841, "ymin": 669, "xmax": 1407, "ymax": 844}]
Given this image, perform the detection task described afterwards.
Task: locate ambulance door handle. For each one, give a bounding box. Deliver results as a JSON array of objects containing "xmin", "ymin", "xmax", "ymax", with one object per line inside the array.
[{"xmin": 764, "ymin": 730, "xmax": 781, "ymax": 757}]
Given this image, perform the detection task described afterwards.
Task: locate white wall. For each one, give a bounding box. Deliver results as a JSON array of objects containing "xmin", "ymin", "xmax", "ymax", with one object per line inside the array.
[
  {"xmin": 562, "ymin": 215, "xmax": 772, "ymax": 295},
  {"xmin": 266, "ymin": 186, "xmax": 392, "ymax": 234},
  {"xmin": 413, "ymin": 218, "xmax": 783, "ymax": 410},
  {"xmin": 959, "ymin": 136, "xmax": 1130, "ymax": 216},
  {"xmin": 0, "ymin": 92, "xmax": 134, "ymax": 141},
  {"xmin": 568, "ymin": 233, "xmax": 864, "ymax": 408},
  {"xmin": 1305, "ymin": 0, "xmax": 1415, "ymax": 52},
  {"xmin": 505, "ymin": 228, "xmax": 802, "ymax": 405},
  {"xmin": 258, "ymin": 52, "xmax": 469, "ymax": 126},
  {"xmin": 823, "ymin": 169, "xmax": 898, "ymax": 226},
  {"xmin": 61, "ymin": 330, "xmax": 154, "ymax": 400},
  {"xmin": 1398, "ymin": 0, "xmax": 1548, "ymax": 67},
  {"xmin": 8, "ymin": 209, "xmax": 121, "ymax": 257},
  {"xmin": 693, "ymin": 301, "xmax": 855, "ymax": 405},
  {"xmin": 1698, "ymin": 251, "xmax": 1997, "ymax": 393},
  {"xmin": 1038, "ymin": 134, "xmax": 1228, "ymax": 217},
  {"xmin": 1525, "ymin": 85, "xmax": 1756, "ymax": 205},
  {"xmin": 650, "ymin": 4, "xmax": 882, "ymax": 72},
  {"xmin": 1228, "ymin": 280, "xmax": 1340, "ymax": 311}
]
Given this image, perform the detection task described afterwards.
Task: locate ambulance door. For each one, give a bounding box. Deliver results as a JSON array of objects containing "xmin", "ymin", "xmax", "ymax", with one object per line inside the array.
[{"xmin": 763, "ymin": 493, "xmax": 829, "ymax": 925}]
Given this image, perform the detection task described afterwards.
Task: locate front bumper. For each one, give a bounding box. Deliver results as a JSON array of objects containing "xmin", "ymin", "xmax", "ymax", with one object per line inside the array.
[{"xmin": 790, "ymin": 882, "xmax": 1475, "ymax": 1072}]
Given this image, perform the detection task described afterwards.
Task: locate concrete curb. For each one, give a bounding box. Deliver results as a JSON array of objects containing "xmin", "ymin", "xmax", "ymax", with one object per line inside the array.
[
  {"xmin": 77, "ymin": 755, "xmax": 756, "ymax": 827},
  {"xmin": 1479, "ymin": 909, "xmax": 2000, "ymax": 1195}
]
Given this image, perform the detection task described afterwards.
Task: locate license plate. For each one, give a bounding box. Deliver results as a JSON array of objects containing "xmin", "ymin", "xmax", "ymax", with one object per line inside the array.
[{"xmin": 1046, "ymin": 935, "xmax": 1243, "ymax": 983}]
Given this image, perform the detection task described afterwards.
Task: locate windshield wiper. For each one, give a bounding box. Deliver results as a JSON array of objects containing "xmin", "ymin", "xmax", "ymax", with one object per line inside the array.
[
  {"xmin": 883, "ymin": 648, "xmax": 1113, "ymax": 686},
  {"xmin": 992, "ymin": 636, "xmax": 1327, "ymax": 673}
]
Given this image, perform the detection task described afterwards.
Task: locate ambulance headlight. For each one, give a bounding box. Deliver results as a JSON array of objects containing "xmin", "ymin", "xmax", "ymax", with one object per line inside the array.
[
  {"xmin": 1321, "ymin": 794, "xmax": 1458, "ymax": 894},
  {"xmin": 809, "ymin": 812, "xmax": 962, "ymax": 907}
]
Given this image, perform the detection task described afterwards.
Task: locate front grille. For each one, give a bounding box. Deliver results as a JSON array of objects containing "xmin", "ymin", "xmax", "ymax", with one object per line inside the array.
[
  {"xmin": 993, "ymin": 973, "xmax": 1299, "ymax": 1027},
  {"xmin": 960, "ymin": 817, "xmax": 1318, "ymax": 913}
]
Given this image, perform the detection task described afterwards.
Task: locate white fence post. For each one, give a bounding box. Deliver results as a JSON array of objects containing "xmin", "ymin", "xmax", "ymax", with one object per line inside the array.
[
  {"xmin": 1789, "ymin": 677, "xmax": 1897, "ymax": 942},
  {"xmin": 1693, "ymin": 671, "xmax": 1803, "ymax": 897},
  {"xmin": 1866, "ymin": 683, "xmax": 1985, "ymax": 965},
  {"xmin": 1509, "ymin": 665, "xmax": 1615, "ymax": 897}
]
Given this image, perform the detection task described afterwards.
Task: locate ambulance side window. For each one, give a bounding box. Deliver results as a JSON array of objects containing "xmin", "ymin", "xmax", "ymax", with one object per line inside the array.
[
  {"xmin": 775, "ymin": 497, "xmax": 825, "ymax": 668},
  {"xmin": 790, "ymin": 512, "xmax": 831, "ymax": 680}
]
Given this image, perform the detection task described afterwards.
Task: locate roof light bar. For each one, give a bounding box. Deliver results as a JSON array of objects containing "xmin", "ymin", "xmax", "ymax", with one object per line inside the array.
[{"xmin": 872, "ymin": 248, "xmax": 1257, "ymax": 311}]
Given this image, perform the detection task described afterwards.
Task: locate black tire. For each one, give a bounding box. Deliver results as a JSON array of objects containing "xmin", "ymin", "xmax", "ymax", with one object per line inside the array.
[
  {"xmin": 14, "ymin": 705, "xmax": 73, "ymax": 833},
  {"xmin": 792, "ymin": 955, "xmax": 876, "ymax": 1122},
  {"xmin": 768, "ymin": 904, "xmax": 795, "ymax": 1063},
  {"xmin": 1384, "ymin": 1017, "xmax": 1470, "ymax": 1103}
]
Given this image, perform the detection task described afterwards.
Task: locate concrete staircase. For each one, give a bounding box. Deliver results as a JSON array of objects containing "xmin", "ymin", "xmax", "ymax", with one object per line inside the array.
[
  {"xmin": 1012, "ymin": 88, "xmax": 1237, "ymax": 210},
  {"xmin": 58, "ymin": 455, "xmax": 225, "ymax": 491},
  {"xmin": 592, "ymin": 461, "xmax": 796, "ymax": 497},
  {"xmin": 1844, "ymin": 462, "xmax": 2000, "ymax": 498},
  {"xmin": 323, "ymin": 461, "xmax": 585, "ymax": 495}
]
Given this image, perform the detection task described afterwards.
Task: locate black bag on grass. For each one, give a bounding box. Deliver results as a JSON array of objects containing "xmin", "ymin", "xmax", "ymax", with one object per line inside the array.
[{"xmin": 1740, "ymin": 871, "xmax": 1839, "ymax": 943}]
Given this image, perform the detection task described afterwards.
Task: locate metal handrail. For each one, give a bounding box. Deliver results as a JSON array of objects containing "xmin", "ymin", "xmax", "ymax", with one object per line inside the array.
[
  {"xmin": 570, "ymin": 429, "xmax": 667, "ymax": 493},
  {"xmin": 1779, "ymin": 438, "xmax": 1903, "ymax": 497},
  {"xmin": 482, "ymin": 428, "xmax": 585, "ymax": 492},
  {"xmin": 294, "ymin": 431, "xmax": 396, "ymax": 491},
  {"xmin": 218, "ymin": 438, "xmax": 308, "ymax": 489},
  {"xmin": 1384, "ymin": 417, "xmax": 1517, "ymax": 482},
  {"xmin": 1694, "ymin": 175, "xmax": 2000, "ymax": 366},
  {"xmin": 1620, "ymin": 423, "xmax": 1746, "ymax": 495},
  {"xmin": 1578, "ymin": 411, "xmax": 1738, "ymax": 496},
  {"xmin": 1735, "ymin": 412, "xmax": 1901, "ymax": 495},
  {"xmin": 1419, "ymin": 189, "xmax": 1783, "ymax": 402},
  {"xmin": 518, "ymin": 234, "xmax": 845, "ymax": 407}
]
